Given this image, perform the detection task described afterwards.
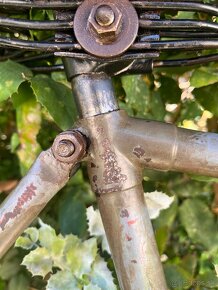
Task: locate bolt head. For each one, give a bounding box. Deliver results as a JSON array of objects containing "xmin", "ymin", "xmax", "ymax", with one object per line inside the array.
[
  {"xmin": 88, "ymin": 3, "xmax": 122, "ymax": 44},
  {"xmin": 56, "ymin": 140, "xmax": 75, "ymax": 158},
  {"xmin": 52, "ymin": 131, "xmax": 86, "ymax": 163},
  {"xmin": 95, "ymin": 5, "xmax": 115, "ymax": 27}
]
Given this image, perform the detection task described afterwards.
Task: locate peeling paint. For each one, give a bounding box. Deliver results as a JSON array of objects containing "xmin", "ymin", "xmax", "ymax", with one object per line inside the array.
[
  {"xmin": 133, "ymin": 146, "xmax": 145, "ymax": 159},
  {"xmin": 0, "ymin": 183, "xmax": 37, "ymax": 230},
  {"xmin": 120, "ymin": 209, "xmax": 129, "ymax": 218},
  {"xmin": 126, "ymin": 234, "xmax": 132, "ymax": 241},
  {"xmin": 100, "ymin": 138, "xmax": 127, "ymax": 185}
]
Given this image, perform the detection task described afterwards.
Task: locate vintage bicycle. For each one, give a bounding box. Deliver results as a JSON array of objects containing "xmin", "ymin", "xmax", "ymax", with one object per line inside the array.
[{"xmin": 0, "ymin": 0, "xmax": 218, "ymax": 289}]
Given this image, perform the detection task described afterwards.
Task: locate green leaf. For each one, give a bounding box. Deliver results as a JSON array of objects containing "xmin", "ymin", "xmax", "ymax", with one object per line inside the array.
[
  {"xmin": 59, "ymin": 194, "xmax": 87, "ymax": 237},
  {"xmin": 25, "ymin": 227, "xmax": 39, "ymax": 243},
  {"xmin": 15, "ymin": 236, "xmax": 35, "ymax": 250},
  {"xmin": 65, "ymin": 237, "xmax": 98, "ymax": 278},
  {"xmin": 8, "ymin": 273, "xmax": 29, "ymax": 290},
  {"xmin": 193, "ymin": 83, "xmax": 218, "ymax": 116},
  {"xmin": 84, "ymin": 284, "xmax": 101, "ymax": 290},
  {"xmin": 179, "ymin": 199, "xmax": 218, "ymax": 250},
  {"xmin": 38, "ymin": 219, "xmax": 58, "ymax": 249},
  {"xmin": 0, "ymin": 60, "xmax": 32, "ymax": 103},
  {"xmin": 31, "ymin": 74, "xmax": 77, "ymax": 130},
  {"xmin": 179, "ymin": 100, "xmax": 202, "ymax": 121},
  {"xmin": 87, "ymin": 206, "xmax": 110, "ymax": 254},
  {"xmin": 0, "ymin": 279, "xmax": 5, "ymax": 290},
  {"xmin": 89, "ymin": 256, "xmax": 117, "ymax": 290},
  {"xmin": 10, "ymin": 133, "xmax": 20, "ymax": 153},
  {"xmin": 121, "ymin": 75, "xmax": 150, "ymax": 117},
  {"xmin": 190, "ymin": 68, "xmax": 218, "ymax": 88},
  {"xmin": 12, "ymin": 81, "xmax": 41, "ymax": 175},
  {"xmin": 15, "ymin": 227, "xmax": 39, "ymax": 250},
  {"xmin": 0, "ymin": 260, "xmax": 21, "ymax": 280},
  {"xmin": 164, "ymin": 264, "xmax": 192, "ymax": 290},
  {"xmin": 46, "ymin": 270, "xmax": 81, "ymax": 290},
  {"xmin": 196, "ymin": 271, "xmax": 218, "ymax": 288},
  {"xmin": 159, "ymin": 76, "xmax": 181, "ymax": 104},
  {"xmin": 22, "ymin": 247, "xmax": 53, "ymax": 277}
]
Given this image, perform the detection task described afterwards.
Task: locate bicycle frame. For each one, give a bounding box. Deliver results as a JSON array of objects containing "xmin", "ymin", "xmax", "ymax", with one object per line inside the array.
[
  {"xmin": 1, "ymin": 69, "xmax": 218, "ymax": 289},
  {"xmin": 0, "ymin": 0, "xmax": 218, "ymax": 288}
]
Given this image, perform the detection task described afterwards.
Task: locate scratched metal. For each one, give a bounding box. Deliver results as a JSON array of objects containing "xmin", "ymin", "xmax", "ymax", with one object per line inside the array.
[
  {"xmin": 97, "ymin": 185, "xmax": 168, "ymax": 290},
  {"xmin": 0, "ymin": 148, "xmax": 78, "ymax": 258}
]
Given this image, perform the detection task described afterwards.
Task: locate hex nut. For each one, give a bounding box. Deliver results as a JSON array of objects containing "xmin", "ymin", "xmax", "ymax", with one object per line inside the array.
[
  {"xmin": 88, "ymin": 3, "xmax": 122, "ymax": 44},
  {"xmin": 52, "ymin": 130, "xmax": 87, "ymax": 163}
]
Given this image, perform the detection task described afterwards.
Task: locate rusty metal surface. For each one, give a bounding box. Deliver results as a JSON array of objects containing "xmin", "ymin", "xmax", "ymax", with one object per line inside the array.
[
  {"xmin": 52, "ymin": 130, "xmax": 87, "ymax": 163},
  {"xmin": 79, "ymin": 109, "xmax": 218, "ymax": 195},
  {"xmin": 73, "ymin": 0, "xmax": 139, "ymax": 58},
  {"xmin": 97, "ymin": 185, "xmax": 167, "ymax": 290},
  {"xmin": 77, "ymin": 109, "xmax": 167, "ymax": 289},
  {"xmin": 115, "ymin": 114, "xmax": 218, "ymax": 177},
  {"xmin": 0, "ymin": 130, "xmax": 87, "ymax": 258}
]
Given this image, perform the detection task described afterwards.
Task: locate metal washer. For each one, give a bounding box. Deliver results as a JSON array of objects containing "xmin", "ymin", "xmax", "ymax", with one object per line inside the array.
[{"xmin": 74, "ymin": 0, "xmax": 139, "ymax": 58}]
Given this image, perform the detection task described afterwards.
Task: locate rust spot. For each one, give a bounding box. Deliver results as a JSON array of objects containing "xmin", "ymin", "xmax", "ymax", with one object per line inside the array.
[
  {"xmin": 96, "ymin": 184, "xmax": 122, "ymax": 195},
  {"xmin": 126, "ymin": 234, "xmax": 132, "ymax": 241},
  {"xmin": 131, "ymin": 260, "xmax": 137, "ymax": 264},
  {"xmin": 128, "ymin": 219, "xmax": 137, "ymax": 226},
  {"xmin": 145, "ymin": 158, "xmax": 152, "ymax": 163},
  {"xmin": 97, "ymin": 127, "xmax": 104, "ymax": 135},
  {"xmin": 0, "ymin": 183, "xmax": 37, "ymax": 230},
  {"xmin": 100, "ymin": 138, "xmax": 127, "ymax": 185},
  {"xmin": 120, "ymin": 209, "xmax": 129, "ymax": 218},
  {"xmin": 93, "ymin": 175, "xmax": 98, "ymax": 183},
  {"xmin": 91, "ymin": 162, "xmax": 97, "ymax": 168},
  {"xmin": 133, "ymin": 146, "xmax": 145, "ymax": 159}
]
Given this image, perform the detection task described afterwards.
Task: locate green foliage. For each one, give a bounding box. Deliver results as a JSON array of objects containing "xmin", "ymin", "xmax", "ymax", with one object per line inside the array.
[
  {"xmin": 0, "ymin": 60, "xmax": 32, "ymax": 102},
  {"xmin": 15, "ymin": 220, "xmax": 117, "ymax": 290},
  {"xmin": 0, "ymin": 6, "xmax": 218, "ymax": 290}
]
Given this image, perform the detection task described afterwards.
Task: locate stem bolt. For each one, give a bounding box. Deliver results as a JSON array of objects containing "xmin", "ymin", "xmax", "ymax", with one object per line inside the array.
[
  {"xmin": 56, "ymin": 140, "xmax": 75, "ymax": 157},
  {"xmin": 95, "ymin": 5, "xmax": 115, "ymax": 27}
]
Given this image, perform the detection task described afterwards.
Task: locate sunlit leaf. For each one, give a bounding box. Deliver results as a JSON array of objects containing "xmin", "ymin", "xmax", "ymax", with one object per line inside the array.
[
  {"xmin": 193, "ymin": 83, "xmax": 218, "ymax": 116},
  {"xmin": 89, "ymin": 256, "xmax": 117, "ymax": 290},
  {"xmin": 179, "ymin": 199, "xmax": 218, "ymax": 250},
  {"xmin": 191, "ymin": 68, "xmax": 218, "ymax": 88},
  {"xmin": 84, "ymin": 284, "xmax": 101, "ymax": 290},
  {"xmin": 46, "ymin": 270, "xmax": 81, "ymax": 290},
  {"xmin": 22, "ymin": 247, "xmax": 53, "ymax": 278},
  {"xmin": 144, "ymin": 191, "xmax": 175, "ymax": 219},
  {"xmin": 65, "ymin": 236, "xmax": 98, "ymax": 278},
  {"xmin": 86, "ymin": 206, "xmax": 110, "ymax": 254},
  {"xmin": 31, "ymin": 74, "xmax": 77, "ymax": 130},
  {"xmin": 12, "ymin": 81, "xmax": 41, "ymax": 175},
  {"xmin": 0, "ymin": 60, "xmax": 32, "ymax": 103}
]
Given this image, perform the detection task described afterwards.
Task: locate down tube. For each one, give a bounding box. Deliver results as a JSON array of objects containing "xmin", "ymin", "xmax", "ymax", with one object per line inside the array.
[{"xmin": 97, "ymin": 185, "xmax": 168, "ymax": 290}]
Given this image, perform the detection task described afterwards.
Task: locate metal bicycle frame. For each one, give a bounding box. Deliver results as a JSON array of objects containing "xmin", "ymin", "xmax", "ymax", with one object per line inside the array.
[{"xmin": 1, "ymin": 67, "xmax": 218, "ymax": 289}]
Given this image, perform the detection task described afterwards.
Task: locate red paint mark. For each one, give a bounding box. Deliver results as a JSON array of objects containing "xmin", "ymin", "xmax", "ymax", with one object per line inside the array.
[
  {"xmin": 128, "ymin": 219, "xmax": 137, "ymax": 226},
  {"xmin": 126, "ymin": 234, "xmax": 132, "ymax": 241},
  {"xmin": 0, "ymin": 183, "xmax": 37, "ymax": 230}
]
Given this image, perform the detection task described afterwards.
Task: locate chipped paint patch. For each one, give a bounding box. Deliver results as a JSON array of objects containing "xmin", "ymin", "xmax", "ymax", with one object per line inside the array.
[
  {"xmin": 120, "ymin": 209, "xmax": 129, "ymax": 218},
  {"xmin": 0, "ymin": 183, "xmax": 37, "ymax": 230},
  {"xmin": 133, "ymin": 146, "xmax": 145, "ymax": 159},
  {"xmin": 100, "ymin": 138, "xmax": 127, "ymax": 185}
]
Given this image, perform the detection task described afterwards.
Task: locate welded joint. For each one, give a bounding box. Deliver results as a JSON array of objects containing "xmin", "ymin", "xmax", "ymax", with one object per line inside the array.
[{"xmin": 52, "ymin": 130, "xmax": 87, "ymax": 163}]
